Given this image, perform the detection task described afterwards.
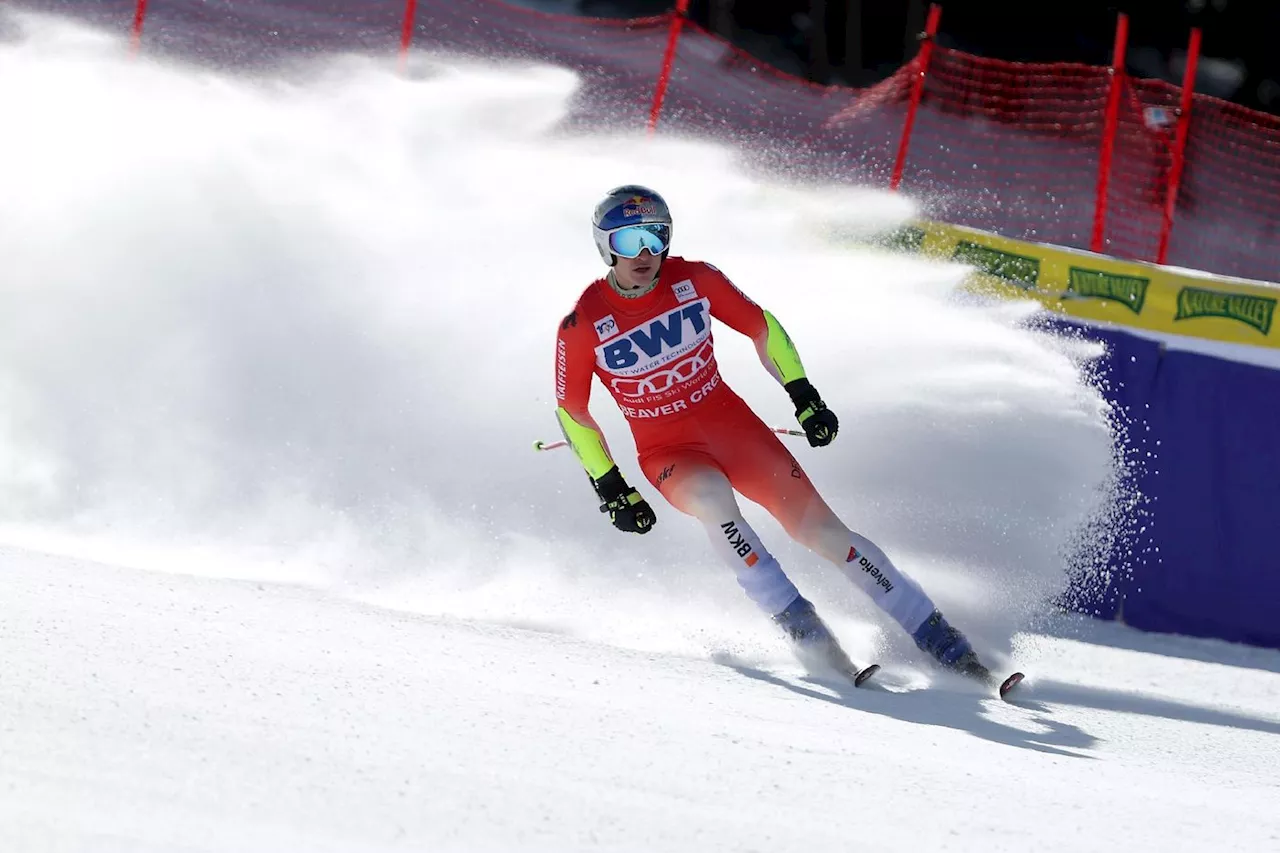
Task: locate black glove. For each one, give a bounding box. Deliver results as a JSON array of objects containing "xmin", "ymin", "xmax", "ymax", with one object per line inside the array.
[
  {"xmin": 591, "ymin": 466, "xmax": 657, "ymax": 534},
  {"xmin": 785, "ymin": 378, "xmax": 838, "ymax": 447}
]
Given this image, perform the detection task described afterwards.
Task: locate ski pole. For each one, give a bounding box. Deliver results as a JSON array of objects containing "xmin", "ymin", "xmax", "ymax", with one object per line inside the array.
[{"xmin": 533, "ymin": 426, "xmax": 803, "ymax": 452}]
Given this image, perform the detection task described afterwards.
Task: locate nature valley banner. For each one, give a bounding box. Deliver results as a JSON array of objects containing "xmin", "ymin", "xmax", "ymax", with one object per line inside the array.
[{"xmin": 881, "ymin": 221, "xmax": 1280, "ymax": 349}]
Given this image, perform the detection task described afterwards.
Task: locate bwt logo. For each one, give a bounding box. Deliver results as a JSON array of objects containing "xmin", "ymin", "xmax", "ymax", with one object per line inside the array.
[
  {"xmin": 847, "ymin": 546, "xmax": 894, "ymax": 594},
  {"xmin": 601, "ymin": 300, "xmax": 709, "ymax": 371}
]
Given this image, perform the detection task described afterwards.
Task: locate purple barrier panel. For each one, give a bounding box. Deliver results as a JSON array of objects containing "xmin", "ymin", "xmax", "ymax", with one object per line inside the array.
[{"xmin": 1119, "ymin": 346, "xmax": 1280, "ymax": 649}]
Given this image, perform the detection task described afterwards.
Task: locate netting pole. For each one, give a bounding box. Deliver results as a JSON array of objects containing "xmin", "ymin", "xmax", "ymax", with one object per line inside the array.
[
  {"xmin": 1091, "ymin": 12, "xmax": 1129, "ymax": 254},
  {"xmin": 398, "ymin": 0, "xmax": 418, "ymax": 76},
  {"xmin": 129, "ymin": 0, "xmax": 148, "ymax": 57},
  {"xmin": 647, "ymin": 0, "xmax": 691, "ymax": 136},
  {"xmin": 1157, "ymin": 27, "xmax": 1201, "ymax": 265},
  {"xmin": 890, "ymin": 3, "xmax": 941, "ymax": 191}
]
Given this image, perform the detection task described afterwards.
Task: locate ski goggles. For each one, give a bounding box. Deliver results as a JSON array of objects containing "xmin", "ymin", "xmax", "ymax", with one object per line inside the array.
[{"xmin": 607, "ymin": 223, "xmax": 671, "ymax": 259}]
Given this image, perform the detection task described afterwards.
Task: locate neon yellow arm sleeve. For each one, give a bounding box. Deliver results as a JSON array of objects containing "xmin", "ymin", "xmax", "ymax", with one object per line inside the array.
[
  {"xmin": 555, "ymin": 406, "xmax": 616, "ymax": 480},
  {"xmin": 761, "ymin": 309, "xmax": 807, "ymax": 385}
]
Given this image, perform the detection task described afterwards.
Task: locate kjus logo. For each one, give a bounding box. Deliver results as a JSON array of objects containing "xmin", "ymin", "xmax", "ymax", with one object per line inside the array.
[
  {"xmin": 597, "ymin": 299, "xmax": 710, "ymax": 377},
  {"xmin": 847, "ymin": 546, "xmax": 894, "ymax": 594},
  {"xmin": 595, "ymin": 315, "xmax": 618, "ymax": 341},
  {"xmin": 721, "ymin": 520, "xmax": 759, "ymax": 566}
]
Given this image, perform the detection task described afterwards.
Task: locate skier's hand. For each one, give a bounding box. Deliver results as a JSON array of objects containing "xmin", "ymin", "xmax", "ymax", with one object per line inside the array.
[
  {"xmin": 592, "ymin": 467, "xmax": 657, "ymax": 534},
  {"xmin": 800, "ymin": 405, "xmax": 839, "ymax": 447},
  {"xmin": 786, "ymin": 378, "xmax": 839, "ymax": 447}
]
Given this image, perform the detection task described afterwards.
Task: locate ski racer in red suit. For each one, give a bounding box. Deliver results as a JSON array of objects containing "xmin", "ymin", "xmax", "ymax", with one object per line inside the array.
[{"xmin": 554, "ymin": 185, "xmax": 998, "ymax": 685}]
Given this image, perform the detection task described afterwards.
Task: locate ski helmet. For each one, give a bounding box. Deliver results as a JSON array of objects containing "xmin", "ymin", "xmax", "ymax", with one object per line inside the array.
[{"xmin": 592, "ymin": 185, "xmax": 673, "ymax": 266}]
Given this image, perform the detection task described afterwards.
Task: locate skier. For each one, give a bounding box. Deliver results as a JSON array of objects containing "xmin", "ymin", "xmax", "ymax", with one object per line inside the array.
[{"xmin": 553, "ymin": 184, "xmax": 1008, "ymax": 690}]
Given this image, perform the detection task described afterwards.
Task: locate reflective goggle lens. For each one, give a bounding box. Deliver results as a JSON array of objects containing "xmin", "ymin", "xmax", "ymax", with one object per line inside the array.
[{"xmin": 608, "ymin": 224, "xmax": 670, "ymax": 258}]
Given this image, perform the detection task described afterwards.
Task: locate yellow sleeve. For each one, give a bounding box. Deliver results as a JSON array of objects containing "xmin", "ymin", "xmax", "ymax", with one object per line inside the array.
[
  {"xmin": 554, "ymin": 406, "xmax": 615, "ymax": 480},
  {"xmin": 555, "ymin": 311, "xmax": 616, "ymax": 481},
  {"xmin": 761, "ymin": 309, "xmax": 807, "ymax": 385},
  {"xmin": 697, "ymin": 262, "xmax": 806, "ymax": 386}
]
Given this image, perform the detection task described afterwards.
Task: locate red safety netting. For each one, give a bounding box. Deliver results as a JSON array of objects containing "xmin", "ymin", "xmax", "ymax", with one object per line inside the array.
[
  {"xmin": 1162, "ymin": 93, "xmax": 1280, "ymax": 282},
  {"xmin": 888, "ymin": 48, "xmax": 1112, "ymax": 252},
  {"xmin": 23, "ymin": 0, "xmax": 1280, "ymax": 282},
  {"xmin": 405, "ymin": 2, "xmax": 673, "ymax": 134},
  {"xmin": 1101, "ymin": 77, "xmax": 1181, "ymax": 265},
  {"xmin": 656, "ymin": 20, "xmax": 913, "ymax": 187}
]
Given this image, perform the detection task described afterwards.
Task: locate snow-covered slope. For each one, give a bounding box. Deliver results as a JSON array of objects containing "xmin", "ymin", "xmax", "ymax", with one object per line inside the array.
[
  {"xmin": 2, "ymin": 10, "xmax": 1276, "ymax": 851},
  {"xmin": 4, "ymin": 552, "xmax": 1280, "ymax": 852}
]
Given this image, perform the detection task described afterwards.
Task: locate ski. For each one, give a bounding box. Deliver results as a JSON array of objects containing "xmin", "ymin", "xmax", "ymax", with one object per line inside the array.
[
  {"xmin": 823, "ymin": 637, "xmax": 878, "ymax": 688},
  {"xmin": 847, "ymin": 663, "xmax": 880, "ymax": 687},
  {"xmin": 773, "ymin": 595, "xmax": 881, "ymax": 690},
  {"xmin": 996, "ymin": 671, "xmax": 1025, "ymax": 699},
  {"xmin": 959, "ymin": 659, "xmax": 1026, "ymax": 701},
  {"xmin": 849, "ymin": 663, "xmax": 1017, "ymax": 695}
]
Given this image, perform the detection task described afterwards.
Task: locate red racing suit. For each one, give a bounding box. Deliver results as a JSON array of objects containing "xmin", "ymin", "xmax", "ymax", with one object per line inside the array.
[{"xmin": 554, "ymin": 256, "xmax": 822, "ymax": 534}]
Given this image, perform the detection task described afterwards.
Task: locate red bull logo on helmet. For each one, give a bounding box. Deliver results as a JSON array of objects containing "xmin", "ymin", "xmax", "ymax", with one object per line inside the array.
[{"xmin": 621, "ymin": 195, "xmax": 659, "ymax": 218}]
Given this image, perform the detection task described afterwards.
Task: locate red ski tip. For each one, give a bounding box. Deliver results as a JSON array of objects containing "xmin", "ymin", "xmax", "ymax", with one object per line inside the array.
[{"xmin": 998, "ymin": 671, "xmax": 1025, "ymax": 699}]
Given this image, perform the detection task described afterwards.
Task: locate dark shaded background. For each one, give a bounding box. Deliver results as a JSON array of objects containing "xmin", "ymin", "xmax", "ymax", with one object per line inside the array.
[{"xmin": 538, "ymin": 0, "xmax": 1280, "ymax": 117}]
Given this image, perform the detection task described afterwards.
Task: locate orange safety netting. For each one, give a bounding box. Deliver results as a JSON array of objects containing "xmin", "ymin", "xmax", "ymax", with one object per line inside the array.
[{"xmin": 46, "ymin": 0, "xmax": 1280, "ymax": 282}]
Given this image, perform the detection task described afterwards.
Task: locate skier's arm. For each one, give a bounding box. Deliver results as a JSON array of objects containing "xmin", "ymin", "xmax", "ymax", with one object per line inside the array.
[
  {"xmin": 554, "ymin": 311, "xmax": 616, "ymax": 480},
  {"xmin": 757, "ymin": 309, "xmax": 807, "ymax": 386},
  {"xmin": 554, "ymin": 310, "xmax": 656, "ymax": 533},
  {"xmin": 699, "ymin": 264, "xmax": 806, "ymax": 386},
  {"xmin": 701, "ymin": 263, "xmax": 839, "ymax": 446}
]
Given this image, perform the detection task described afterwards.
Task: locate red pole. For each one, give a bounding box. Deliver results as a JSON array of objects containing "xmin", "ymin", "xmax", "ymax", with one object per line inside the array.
[
  {"xmin": 1157, "ymin": 27, "xmax": 1201, "ymax": 265},
  {"xmin": 889, "ymin": 3, "xmax": 941, "ymax": 191},
  {"xmin": 129, "ymin": 0, "xmax": 148, "ymax": 57},
  {"xmin": 398, "ymin": 0, "xmax": 418, "ymax": 75},
  {"xmin": 647, "ymin": 0, "xmax": 691, "ymax": 136},
  {"xmin": 1091, "ymin": 12, "xmax": 1129, "ymax": 254}
]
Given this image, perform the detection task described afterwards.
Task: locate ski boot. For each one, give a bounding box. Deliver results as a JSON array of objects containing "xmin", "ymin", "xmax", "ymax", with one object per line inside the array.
[
  {"xmin": 912, "ymin": 608, "xmax": 983, "ymax": 674},
  {"xmin": 912, "ymin": 609, "xmax": 1023, "ymax": 698},
  {"xmin": 773, "ymin": 595, "xmax": 879, "ymax": 686}
]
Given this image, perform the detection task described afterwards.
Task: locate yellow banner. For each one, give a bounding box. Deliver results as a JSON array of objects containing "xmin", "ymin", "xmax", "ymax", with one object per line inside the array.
[{"xmin": 881, "ymin": 220, "xmax": 1280, "ymax": 349}]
